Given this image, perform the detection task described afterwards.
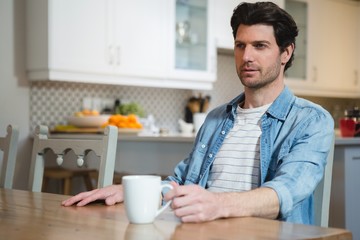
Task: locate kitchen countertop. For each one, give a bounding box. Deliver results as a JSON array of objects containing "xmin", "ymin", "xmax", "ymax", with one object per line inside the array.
[
  {"xmin": 334, "ymin": 136, "xmax": 360, "ymax": 146},
  {"xmin": 50, "ymin": 131, "xmax": 360, "ymax": 145},
  {"xmin": 334, "ymin": 128, "xmax": 360, "ymax": 145},
  {"xmin": 50, "ymin": 131, "xmax": 196, "ymax": 143}
]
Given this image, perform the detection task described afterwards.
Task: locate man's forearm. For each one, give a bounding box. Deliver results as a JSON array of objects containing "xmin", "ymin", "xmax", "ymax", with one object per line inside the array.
[{"xmin": 217, "ymin": 187, "xmax": 280, "ymax": 219}]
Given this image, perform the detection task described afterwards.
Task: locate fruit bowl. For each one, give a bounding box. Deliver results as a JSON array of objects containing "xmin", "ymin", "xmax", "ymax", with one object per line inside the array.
[{"xmin": 67, "ymin": 115, "xmax": 111, "ymax": 128}]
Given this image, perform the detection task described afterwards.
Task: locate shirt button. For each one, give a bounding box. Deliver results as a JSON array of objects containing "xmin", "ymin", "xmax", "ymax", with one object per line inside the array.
[
  {"xmin": 221, "ymin": 131, "xmax": 226, "ymax": 135},
  {"xmin": 209, "ymin": 153, "xmax": 213, "ymax": 158},
  {"xmin": 201, "ymin": 144, "xmax": 206, "ymax": 148}
]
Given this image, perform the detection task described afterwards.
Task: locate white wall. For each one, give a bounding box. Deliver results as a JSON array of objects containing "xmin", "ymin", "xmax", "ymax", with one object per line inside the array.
[{"xmin": 0, "ymin": 0, "xmax": 32, "ymax": 190}]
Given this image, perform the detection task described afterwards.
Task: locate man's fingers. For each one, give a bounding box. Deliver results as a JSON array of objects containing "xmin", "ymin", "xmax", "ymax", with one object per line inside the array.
[
  {"xmin": 61, "ymin": 190, "xmax": 95, "ymax": 206},
  {"xmin": 62, "ymin": 189, "xmax": 105, "ymax": 206}
]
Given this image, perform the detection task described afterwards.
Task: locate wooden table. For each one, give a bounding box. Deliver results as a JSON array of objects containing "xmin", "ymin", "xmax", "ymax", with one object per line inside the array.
[{"xmin": 0, "ymin": 189, "xmax": 352, "ymax": 240}]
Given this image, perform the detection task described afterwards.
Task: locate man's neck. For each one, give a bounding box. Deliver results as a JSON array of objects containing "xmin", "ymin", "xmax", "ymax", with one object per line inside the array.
[{"xmin": 242, "ymin": 82, "xmax": 284, "ymax": 109}]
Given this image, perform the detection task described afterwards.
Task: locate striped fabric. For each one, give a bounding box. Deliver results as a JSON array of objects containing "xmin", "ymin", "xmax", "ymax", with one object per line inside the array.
[{"xmin": 206, "ymin": 103, "xmax": 271, "ymax": 192}]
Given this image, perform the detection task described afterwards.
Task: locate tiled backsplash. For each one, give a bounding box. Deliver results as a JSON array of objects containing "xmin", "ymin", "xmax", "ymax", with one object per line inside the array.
[
  {"xmin": 30, "ymin": 53, "xmax": 360, "ymax": 132},
  {"xmin": 30, "ymin": 81, "xmax": 193, "ymax": 132}
]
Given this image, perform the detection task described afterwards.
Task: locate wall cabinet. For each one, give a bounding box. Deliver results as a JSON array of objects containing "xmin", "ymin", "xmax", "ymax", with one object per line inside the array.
[
  {"xmin": 285, "ymin": 0, "xmax": 360, "ymax": 98},
  {"xmin": 26, "ymin": 0, "xmax": 112, "ymax": 78},
  {"xmin": 111, "ymin": 0, "xmax": 169, "ymax": 80},
  {"xmin": 315, "ymin": 0, "xmax": 359, "ymax": 96},
  {"xmin": 165, "ymin": 0, "xmax": 217, "ymax": 88},
  {"xmin": 26, "ymin": 0, "xmax": 216, "ymax": 90}
]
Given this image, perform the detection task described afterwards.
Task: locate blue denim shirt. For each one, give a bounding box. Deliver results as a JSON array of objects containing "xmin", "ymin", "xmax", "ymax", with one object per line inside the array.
[{"xmin": 166, "ymin": 86, "xmax": 334, "ymax": 225}]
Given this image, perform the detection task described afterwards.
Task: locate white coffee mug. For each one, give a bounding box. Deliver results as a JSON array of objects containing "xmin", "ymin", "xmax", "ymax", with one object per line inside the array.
[{"xmin": 122, "ymin": 175, "xmax": 173, "ymax": 224}]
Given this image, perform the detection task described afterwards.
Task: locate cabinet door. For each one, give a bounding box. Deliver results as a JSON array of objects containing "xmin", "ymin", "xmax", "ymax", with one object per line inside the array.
[
  {"xmin": 309, "ymin": 0, "xmax": 359, "ymax": 96},
  {"xmin": 331, "ymin": 145, "xmax": 360, "ymax": 240},
  {"xmin": 112, "ymin": 0, "xmax": 169, "ymax": 79},
  {"xmin": 285, "ymin": 0, "xmax": 360, "ymax": 97},
  {"xmin": 49, "ymin": 0, "xmax": 112, "ymax": 74},
  {"xmin": 166, "ymin": 0, "xmax": 216, "ymax": 85},
  {"xmin": 344, "ymin": 148, "xmax": 360, "ymax": 240}
]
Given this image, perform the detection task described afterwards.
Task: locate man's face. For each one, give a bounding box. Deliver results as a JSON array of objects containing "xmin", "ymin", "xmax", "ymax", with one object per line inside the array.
[{"xmin": 234, "ymin": 24, "xmax": 287, "ymax": 89}]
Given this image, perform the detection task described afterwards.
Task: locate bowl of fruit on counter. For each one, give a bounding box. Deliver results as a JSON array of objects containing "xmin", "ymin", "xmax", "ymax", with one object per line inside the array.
[
  {"xmin": 102, "ymin": 114, "xmax": 143, "ymax": 133},
  {"xmin": 102, "ymin": 102, "xmax": 145, "ymax": 133},
  {"xmin": 67, "ymin": 109, "xmax": 111, "ymax": 128}
]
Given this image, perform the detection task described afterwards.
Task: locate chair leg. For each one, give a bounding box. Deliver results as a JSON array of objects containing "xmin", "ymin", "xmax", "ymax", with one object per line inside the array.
[
  {"xmin": 63, "ymin": 178, "xmax": 72, "ymax": 195},
  {"xmin": 83, "ymin": 175, "xmax": 94, "ymax": 191},
  {"xmin": 42, "ymin": 177, "xmax": 49, "ymax": 192}
]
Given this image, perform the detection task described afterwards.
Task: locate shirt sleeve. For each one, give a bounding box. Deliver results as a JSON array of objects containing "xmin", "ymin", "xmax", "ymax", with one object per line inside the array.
[{"xmin": 262, "ymin": 108, "xmax": 334, "ymax": 219}]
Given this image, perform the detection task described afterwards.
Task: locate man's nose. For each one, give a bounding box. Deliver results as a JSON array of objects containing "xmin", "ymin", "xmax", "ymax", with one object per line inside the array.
[{"xmin": 242, "ymin": 46, "xmax": 254, "ymax": 62}]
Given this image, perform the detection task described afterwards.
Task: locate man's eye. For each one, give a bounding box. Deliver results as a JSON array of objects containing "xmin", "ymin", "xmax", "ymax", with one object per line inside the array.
[
  {"xmin": 235, "ymin": 43, "xmax": 245, "ymax": 49},
  {"xmin": 255, "ymin": 44, "xmax": 266, "ymax": 49}
]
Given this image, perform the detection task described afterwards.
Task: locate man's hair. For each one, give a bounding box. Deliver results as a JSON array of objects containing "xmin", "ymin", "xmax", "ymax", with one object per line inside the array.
[{"xmin": 230, "ymin": 2, "xmax": 298, "ymax": 71}]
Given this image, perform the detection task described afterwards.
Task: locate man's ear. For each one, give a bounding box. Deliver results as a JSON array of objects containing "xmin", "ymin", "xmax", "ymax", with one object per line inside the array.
[{"xmin": 281, "ymin": 43, "xmax": 294, "ymax": 65}]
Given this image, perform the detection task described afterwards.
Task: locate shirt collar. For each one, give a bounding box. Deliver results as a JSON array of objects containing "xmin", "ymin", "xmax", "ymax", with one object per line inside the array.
[{"xmin": 226, "ymin": 86, "xmax": 295, "ymax": 121}]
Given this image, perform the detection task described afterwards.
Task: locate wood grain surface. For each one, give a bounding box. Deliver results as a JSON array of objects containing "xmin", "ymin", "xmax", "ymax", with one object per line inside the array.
[{"xmin": 0, "ymin": 189, "xmax": 353, "ymax": 240}]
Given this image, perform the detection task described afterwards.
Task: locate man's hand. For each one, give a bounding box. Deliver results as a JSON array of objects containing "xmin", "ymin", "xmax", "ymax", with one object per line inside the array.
[
  {"xmin": 163, "ymin": 182, "xmax": 223, "ymax": 223},
  {"xmin": 163, "ymin": 182, "xmax": 280, "ymax": 223},
  {"xmin": 61, "ymin": 184, "xmax": 124, "ymax": 207}
]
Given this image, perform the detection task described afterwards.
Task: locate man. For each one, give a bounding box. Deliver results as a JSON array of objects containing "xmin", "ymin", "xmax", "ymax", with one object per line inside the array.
[{"xmin": 62, "ymin": 2, "xmax": 334, "ymax": 225}]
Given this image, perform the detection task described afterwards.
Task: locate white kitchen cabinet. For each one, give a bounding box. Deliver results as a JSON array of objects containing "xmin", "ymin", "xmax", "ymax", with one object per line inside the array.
[
  {"xmin": 307, "ymin": 0, "xmax": 359, "ymax": 97},
  {"xmin": 285, "ymin": 0, "xmax": 360, "ymax": 98},
  {"xmin": 111, "ymin": 0, "xmax": 169, "ymax": 80},
  {"xmin": 26, "ymin": 0, "xmax": 215, "ymax": 90},
  {"xmin": 330, "ymin": 144, "xmax": 360, "ymax": 240},
  {"xmin": 166, "ymin": 0, "xmax": 217, "ymax": 86},
  {"xmin": 26, "ymin": 0, "xmax": 113, "ymax": 79}
]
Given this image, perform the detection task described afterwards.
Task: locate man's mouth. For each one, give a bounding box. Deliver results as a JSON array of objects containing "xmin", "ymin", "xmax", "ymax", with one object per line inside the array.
[{"xmin": 241, "ymin": 68, "xmax": 257, "ymax": 74}]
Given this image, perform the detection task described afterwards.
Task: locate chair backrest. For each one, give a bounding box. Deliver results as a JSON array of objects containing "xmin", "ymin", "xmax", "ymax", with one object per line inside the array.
[
  {"xmin": 0, "ymin": 125, "xmax": 19, "ymax": 189},
  {"xmin": 313, "ymin": 135, "xmax": 335, "ymax": 227},
  {"xmin": 29, "ymin": 125, "xmax": 118, "ymax": 192}
]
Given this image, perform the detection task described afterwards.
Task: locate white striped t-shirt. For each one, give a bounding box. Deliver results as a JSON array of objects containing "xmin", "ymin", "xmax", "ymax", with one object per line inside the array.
[{"xmin": 206, "ymin": 103, "xmax": 271, "ymax": 192}]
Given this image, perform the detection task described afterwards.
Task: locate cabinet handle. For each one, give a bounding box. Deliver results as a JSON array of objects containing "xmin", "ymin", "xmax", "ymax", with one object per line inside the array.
[
  {"xmin": 312, "ymin": 67, "xmax": 317, "ymax": 82},
  {"xmin": 108, "ymin": 45, "xmax": 114, "ymax": 65},
  {"xmin": 354, "ymin": 70, "xmax": 358, "ymax": 86},
  {"xmin": 116, "ymin": 46, "xmax": 121, "ymax": 65},
  {"xmin": 352, "ymin": 156, "xmax": 360, "ymax": 160}
]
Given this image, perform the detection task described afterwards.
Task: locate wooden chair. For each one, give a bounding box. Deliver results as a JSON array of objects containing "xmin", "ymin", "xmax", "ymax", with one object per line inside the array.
[
  {"xmin": 0, "ymin": 125, "xmax": 19, "ymax": 189},
  {"xmin": 313, "ymin": 135, "xmax": 335, "ymax": 227},
  {"xmin": 29, "ymin": 125, "xmax": 118, "ymax": 195}
]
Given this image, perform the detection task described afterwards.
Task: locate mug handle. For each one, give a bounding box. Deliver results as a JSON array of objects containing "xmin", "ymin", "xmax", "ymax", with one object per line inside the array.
[{"xmin": 155, "ymin": 183, "xmax": 173, "ymax": 217}]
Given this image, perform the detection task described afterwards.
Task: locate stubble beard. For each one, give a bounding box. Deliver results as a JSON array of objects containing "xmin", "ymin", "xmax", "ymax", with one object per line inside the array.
[{"xmin": 238, "ymin": 59, "xmax": 282, "ymax": 90}]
